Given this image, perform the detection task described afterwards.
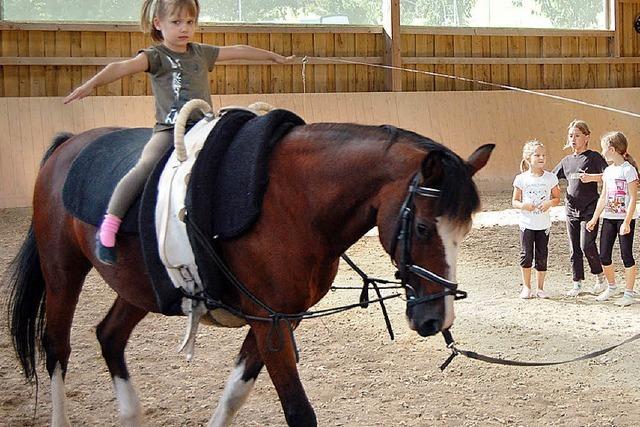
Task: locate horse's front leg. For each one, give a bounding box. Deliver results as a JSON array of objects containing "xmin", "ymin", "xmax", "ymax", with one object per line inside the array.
[
  {"xmin": 252, "ymin": 321, "xmax": 316, "ymax": 427},
  {"xmin": 209, "ymin": 329, "xmax": 264, "ymax": 427}
]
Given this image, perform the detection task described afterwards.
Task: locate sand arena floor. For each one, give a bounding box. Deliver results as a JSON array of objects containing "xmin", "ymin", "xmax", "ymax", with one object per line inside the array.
[{"xmin": 1, "ymin": 191, "xmax": 640, "ymax": 426}]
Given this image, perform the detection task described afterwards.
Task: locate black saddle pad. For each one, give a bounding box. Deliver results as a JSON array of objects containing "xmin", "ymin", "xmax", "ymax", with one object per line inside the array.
[
  {"xmin": 62, "ymin": 127, "xmax": 181, "ymax": 315},
  {"xmin": 62, "ymin": 128, "xmax": 153, "ymax": 233},
  {"xmin": 187, "ymin": 108, "xmax": 306, "ymax": 240},
  {"xmin": 184, "ymin": 108, "xmax": 304, "ymax": 302}
]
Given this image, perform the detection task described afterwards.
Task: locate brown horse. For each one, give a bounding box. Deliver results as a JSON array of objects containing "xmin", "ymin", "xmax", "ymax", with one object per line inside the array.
[{"xmin": 6, "ymin": 120, "xmax": 493, "ymax": 426}]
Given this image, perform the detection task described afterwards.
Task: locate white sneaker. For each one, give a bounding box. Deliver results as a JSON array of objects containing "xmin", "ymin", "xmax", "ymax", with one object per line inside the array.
[
  {"xmin": 520, "ymin": 287, "xmax": 532, "ymax": 299},
  {"xmin": 592, "ymin": 279, "xmax": 607, "ymax": 295},
  {"xmin": 616, "ymin": 294, "xmax": 635, "ymax": 307},
  {"xmin": 566, "ymin": 284, "xmax": 582, "ymax": 297},
  {"xmin": 536, "ymin": 289, "xmax": 549, "ymax": 299},
  {"xmin": 596, "ymin": 286, "xmax": 619, "ymax": 301}
]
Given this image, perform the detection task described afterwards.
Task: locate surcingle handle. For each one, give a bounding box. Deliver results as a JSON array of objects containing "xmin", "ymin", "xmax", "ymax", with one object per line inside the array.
[{"xmin": 174, "ymin": 99, "xmax": 214, "ymax": 162}]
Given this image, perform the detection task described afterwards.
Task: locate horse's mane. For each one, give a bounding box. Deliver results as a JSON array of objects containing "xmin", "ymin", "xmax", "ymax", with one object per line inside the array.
[
  {"xmin": 379, "ymin": 125, "xmax": 481, "ymax": 223},
  {"xmin": 304, "ymin": 123, "xmax": 481, "ymax": 223}
]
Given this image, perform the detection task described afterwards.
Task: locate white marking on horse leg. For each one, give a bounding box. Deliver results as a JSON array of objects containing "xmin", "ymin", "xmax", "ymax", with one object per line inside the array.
[
  {"xmin": 436, "ymin": 218, "xmax": 471, "ymax": 330},
  {"xmin": 50, "ymin": 363, "xmax": 71, "ymax": 427},
  {"xmin": 113, "ymin": 376, "xmax": 142, "ymax": 427},
  {"xmin": 208, "ymin": 361, "xmax": 256, "ymax": 427}
]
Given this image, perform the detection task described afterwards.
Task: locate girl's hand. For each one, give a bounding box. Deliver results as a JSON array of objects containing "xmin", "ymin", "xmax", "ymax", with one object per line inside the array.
[
  {"xmin": 521, "ymin": 203, "xmax": 535, "ymax": 212},
  {"xmin": 273, "ymin": 54, "xmax": 296, "ymax": 64},
  {"xmin": 620, "ymin": 221, "xmax": 631, "ymax": 235},
  {"xmin": 579, "ymin": 173, "xmax": 591, "ymax": 183},
  {"xmin": 64, "ymin": 83, "xmax": 93, "ymax": 104},
  {"xmin": 586, "ymin": 218, "xmax": 597, "ymax": 231},
  {"xmin": 538, "ymin": 201, "xmax": 551, "ymax": 212}
]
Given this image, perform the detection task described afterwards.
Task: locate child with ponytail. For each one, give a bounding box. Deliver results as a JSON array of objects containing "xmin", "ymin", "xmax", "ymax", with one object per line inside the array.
[
  {"xmin": 64, "ymin": 0, "xmax": 294, "ymax": 264},
  {"xmin": 512, "ymin": 140, "xmax": 561, "ymax": 298},
  {"xmin": 587, "ymin": 132, "xmax": 638, "ymax": 306}
]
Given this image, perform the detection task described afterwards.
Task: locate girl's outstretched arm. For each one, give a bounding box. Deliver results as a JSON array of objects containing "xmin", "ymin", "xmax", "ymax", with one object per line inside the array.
[
  {"xmin": 217, "ymin": 45, "xmax": 295, "ymax": 64},
  {"xmin": 64, "ymin": 53, "xmax": 149, "ymax": 104},
  {"xmin": 579, "ymin": 172, "xmax": 603, "ymax": 183}
]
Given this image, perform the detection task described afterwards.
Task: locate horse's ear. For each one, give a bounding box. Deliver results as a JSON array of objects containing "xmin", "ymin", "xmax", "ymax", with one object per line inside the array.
[
  {"xmin": 421, "ymin": 149, "xmax": 447, "ymax": 186},
  {"xmin": 467, "ymin": 144, "xmax": 495, "ymax": 176}
]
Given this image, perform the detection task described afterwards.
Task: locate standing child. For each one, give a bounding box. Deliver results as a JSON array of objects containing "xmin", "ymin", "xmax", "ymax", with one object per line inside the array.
[
  {"xmin": 553, "ymin": 120, "xmax": 608, "ymax": 296},
  {"xmin": 64, "ymin": 0, "xmax": 293, "ymax": 265},
  {"xmin": 512, "ymin": 140, "xmax": 561, "ymax": 299},
  {"xmin": 586, "ymin": 132, "xmax": 638, "ymax": 307}
]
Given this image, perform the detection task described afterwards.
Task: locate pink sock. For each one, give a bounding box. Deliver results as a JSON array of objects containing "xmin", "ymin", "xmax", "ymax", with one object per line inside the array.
[{"xmin": 99, "ymin": 214, "xmax": 122, "ymax": 247}]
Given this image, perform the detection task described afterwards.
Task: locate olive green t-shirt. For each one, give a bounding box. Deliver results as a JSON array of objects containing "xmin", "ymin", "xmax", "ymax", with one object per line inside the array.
[{"xmin": 139, "ymin": 43, "xmax": 219, "ymax": 131}]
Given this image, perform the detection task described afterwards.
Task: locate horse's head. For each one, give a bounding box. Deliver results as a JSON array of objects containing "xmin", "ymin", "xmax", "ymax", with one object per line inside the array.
[{"xmin": 378, "ymin": 141, "xmax": 494, "ymax": 337}]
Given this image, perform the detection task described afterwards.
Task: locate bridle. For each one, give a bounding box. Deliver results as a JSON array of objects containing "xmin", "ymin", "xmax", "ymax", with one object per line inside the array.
[{"xmin": 389, "ymin": 174, "xmax": 468, "ymax": 306}]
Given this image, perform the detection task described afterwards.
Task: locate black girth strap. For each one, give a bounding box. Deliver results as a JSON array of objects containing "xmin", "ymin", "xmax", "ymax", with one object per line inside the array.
[{"xmin": 440, "ymin": 329, "xmax": 640, "ymax": 371}]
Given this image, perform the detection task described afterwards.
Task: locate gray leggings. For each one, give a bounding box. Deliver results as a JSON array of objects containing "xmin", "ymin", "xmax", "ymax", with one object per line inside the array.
[{"xmin": 107, "ymin": 129, "xmax": 173, "ymax": 218}]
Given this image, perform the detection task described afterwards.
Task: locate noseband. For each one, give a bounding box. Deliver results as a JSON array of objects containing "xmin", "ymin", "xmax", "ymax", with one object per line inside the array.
[{"xmin": 389, "ymin": 174, "xmax": 468, "ymax": 307}]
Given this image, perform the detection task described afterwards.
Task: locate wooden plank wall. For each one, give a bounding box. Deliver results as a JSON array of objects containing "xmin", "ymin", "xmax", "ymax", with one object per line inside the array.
[
  {"xmin": 0, "ymin": 27, "xmax": 386, "ymax": 97},
  {"xmin": 1, "ymin": 21, "xmax": 639, "ymax": 96},
  {"xmin": 1, "ymin": 89, "xmax": 638, "ymax": 208}
]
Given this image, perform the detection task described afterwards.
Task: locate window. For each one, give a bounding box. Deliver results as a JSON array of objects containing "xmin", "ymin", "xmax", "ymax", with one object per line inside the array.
[
  {"xmin": 400, "ymin": 0, "xmax": 610, "ymax": 30},
  {"xmin": 1, "ymin": 0, "xmax": 381, "ymax": 25},
  {"xmin": 2, "ymin": 0, "xmax": 610, "ymax": 29}
]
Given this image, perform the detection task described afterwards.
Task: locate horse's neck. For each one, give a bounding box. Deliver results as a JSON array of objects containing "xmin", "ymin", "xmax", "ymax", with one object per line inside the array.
[{"xmin": 279, "ymin": 129, "xmax": 420, "ymax": 254}]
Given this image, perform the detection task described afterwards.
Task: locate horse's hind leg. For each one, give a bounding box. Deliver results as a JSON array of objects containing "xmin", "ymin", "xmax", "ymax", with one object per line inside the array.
[
  {"xmin": 96, "ymin": 296, "xmax": 148, "ymax": 427},
  {"xmin": 40, "ymin": 261, "xmax": 91, "ymax": 427},
  {"xmin": 209, "ymin": 329, "xmax": 264, "ymax": 427}
]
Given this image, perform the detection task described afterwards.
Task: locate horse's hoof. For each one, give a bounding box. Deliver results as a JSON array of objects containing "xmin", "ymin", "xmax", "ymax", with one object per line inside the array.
[{"xmin": 95, "ymin": 233, "xmax": 117, "ymax": 265}]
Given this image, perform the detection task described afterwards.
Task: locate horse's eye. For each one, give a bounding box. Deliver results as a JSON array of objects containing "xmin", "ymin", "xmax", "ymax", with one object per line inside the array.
[{"xmin": 415, "ymin": 222, "xmax": 434, "ymax": 238}]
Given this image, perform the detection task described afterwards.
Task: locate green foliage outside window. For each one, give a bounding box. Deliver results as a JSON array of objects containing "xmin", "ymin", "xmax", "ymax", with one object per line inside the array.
[{"xmin": 1, "ymin": 0, "xmax": 608, "ymax": 29}]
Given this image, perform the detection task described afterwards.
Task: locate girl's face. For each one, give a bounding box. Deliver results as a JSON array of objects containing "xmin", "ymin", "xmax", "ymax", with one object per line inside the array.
[
  {"xmin": 567, "ymin": 127, "xmax": 590, "ymax": 153},
  {"xmin": 154, "ymin": 8, "xmax": 196, "ymax": 52},
  {"xmin": 528, "ymin": 146, "xmax": 546, "ymax": 170},
  {"xmin": 600, "ymin": 141, "xmax": 615, "ymax": 162}
]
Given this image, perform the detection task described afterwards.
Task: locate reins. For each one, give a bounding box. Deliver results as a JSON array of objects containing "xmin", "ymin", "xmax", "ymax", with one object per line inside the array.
[{"xmin": 183, "ymin": 215, "xmax": 404, "ymax": 361}]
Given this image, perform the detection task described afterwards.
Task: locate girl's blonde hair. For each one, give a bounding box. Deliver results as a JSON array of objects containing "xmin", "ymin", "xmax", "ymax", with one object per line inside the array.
[
  {"xmin": 520, "ymin": 139, "xmax": 545, "ymax": 172},
  {"xmin": 564, "ymin": 119, "xmax": 591, "ymax": 149},
  {"xmin": 601, "ymin": 131, "xmax": 638, "ymax": 172},
  {"xmin": 141, "ymin": 0, "xmax": 200, "ymax": 42}
]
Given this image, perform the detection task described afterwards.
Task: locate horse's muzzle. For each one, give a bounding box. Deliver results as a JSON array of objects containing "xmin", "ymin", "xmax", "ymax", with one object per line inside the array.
[{"xmin": 407, "ymin": 305, "xmax": 444, "ymax": 337}]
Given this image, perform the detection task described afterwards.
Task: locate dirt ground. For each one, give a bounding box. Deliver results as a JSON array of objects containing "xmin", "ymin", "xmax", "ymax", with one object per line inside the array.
[{"xmin": 2, "ymin": 190, "xmax": 640, "ymax": 426}]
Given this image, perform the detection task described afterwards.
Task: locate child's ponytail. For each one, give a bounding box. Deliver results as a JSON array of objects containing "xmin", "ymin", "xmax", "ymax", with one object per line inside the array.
[
  {"xmin": 624, "ymin": 153, "xmax": 639, "ymax": 173},
  {"xmin": 141, "ymin": 0, "xmax": 162, "ymax": 41},
  {"xmin": 602, "ymin": 131, "xmax": 638, "ymax": 173}
]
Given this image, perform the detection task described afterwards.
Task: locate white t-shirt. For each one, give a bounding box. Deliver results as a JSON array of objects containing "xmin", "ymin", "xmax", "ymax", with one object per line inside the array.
[
  {"xmin": 513, "ymin": 170, "xmax": 559, "ymax": 230},
  {"xmin": 602, "ymin": 161, "xmax": 639, "ymax": 220}
]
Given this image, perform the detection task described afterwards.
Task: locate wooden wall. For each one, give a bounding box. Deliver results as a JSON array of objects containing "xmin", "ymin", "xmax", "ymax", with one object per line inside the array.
[
  {"xmin": 0, "ymin": 25, "xmax": 386, "ymax": 96},
  {"xmin": 1, "ymin": 88, "xmax": 638, "ymax": 208},
  {"xmin": 1, "ymin": 0, "xmax": 639, "ymax": 97}
]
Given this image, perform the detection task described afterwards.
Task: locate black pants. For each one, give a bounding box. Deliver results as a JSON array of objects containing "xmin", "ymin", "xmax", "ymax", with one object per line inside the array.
[
  {"xmin": 600, "ymin": 218, "xmax": 636, "ymax": 268},
  {"xmin": 566, "ymin": 203, "xmax": 603, "ymax": 281},
  {"xmin": 519, "ymin": 228, "xmax": 550, "ymax": 271}
]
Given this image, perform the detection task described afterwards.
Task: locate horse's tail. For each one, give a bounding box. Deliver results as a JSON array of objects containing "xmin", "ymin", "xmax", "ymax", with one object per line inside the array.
[
  {"xmin": 6, "ymin": 224, "xmax": 46, "ymax": 383},
  {"xmin": 6, "ymin": 131, "xmax": 72, "ymax": 383},
  {"xmin": 41, "ymin": 131, "xmax": 74, "ymax": 167}
]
